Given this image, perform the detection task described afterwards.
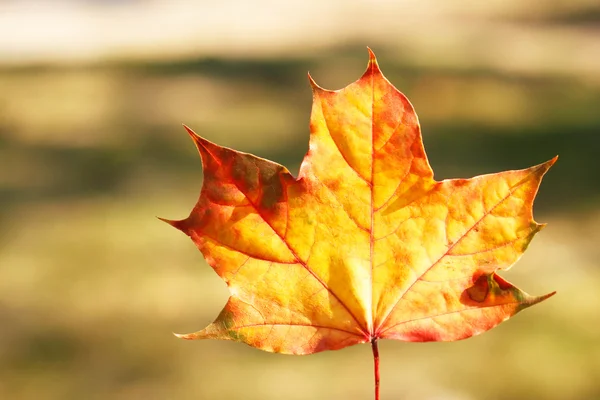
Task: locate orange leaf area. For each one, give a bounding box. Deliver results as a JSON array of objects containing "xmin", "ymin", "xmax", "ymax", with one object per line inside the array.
[{"xmin": 163, "ymin": 49, "xmax": 556, "ymax": 355}]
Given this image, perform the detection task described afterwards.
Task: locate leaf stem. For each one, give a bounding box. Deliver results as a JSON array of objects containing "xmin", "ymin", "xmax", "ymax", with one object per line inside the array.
[{"xmin": 371, "ymin": 338, "xmax": 380, "ymax": 400}]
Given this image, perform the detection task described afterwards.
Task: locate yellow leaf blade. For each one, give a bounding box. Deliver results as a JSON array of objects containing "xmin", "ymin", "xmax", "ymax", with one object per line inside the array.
[{"xmin": 164, "ymin": 50, "xmax": 556, "ymax": 354}]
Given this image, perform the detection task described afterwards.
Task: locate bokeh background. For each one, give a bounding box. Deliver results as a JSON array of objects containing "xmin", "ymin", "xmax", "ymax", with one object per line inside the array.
[{"xmin": 1, "ymin": 0, "xmax": 599, "ymax": 399}]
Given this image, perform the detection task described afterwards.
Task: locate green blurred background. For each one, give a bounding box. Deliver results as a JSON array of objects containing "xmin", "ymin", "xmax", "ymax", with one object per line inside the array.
[{"xmin": 1, "ymin": 0, "xmax": 599, "ymax": 399}]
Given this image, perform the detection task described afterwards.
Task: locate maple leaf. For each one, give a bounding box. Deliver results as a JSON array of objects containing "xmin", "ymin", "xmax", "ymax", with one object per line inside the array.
[{"xmin": 162, "ymin": 49, "xmax": 555, "ymax": 398}]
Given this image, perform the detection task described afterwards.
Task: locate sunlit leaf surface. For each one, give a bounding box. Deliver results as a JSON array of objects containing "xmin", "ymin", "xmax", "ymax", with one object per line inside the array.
[{"xmin": 163, "ymin": 49, "xmax": 556, "ymax": 355}]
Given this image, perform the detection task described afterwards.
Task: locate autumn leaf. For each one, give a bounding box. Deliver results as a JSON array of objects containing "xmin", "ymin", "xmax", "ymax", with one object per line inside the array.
[{"xmin": 162, "ymin": 49, "xmax": 555, "ymax": 395}]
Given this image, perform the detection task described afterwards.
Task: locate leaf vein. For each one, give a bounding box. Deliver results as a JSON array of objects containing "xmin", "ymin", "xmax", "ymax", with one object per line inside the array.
[
  {"xmin": 380, "ymin": 301, "xmax": 520, "ymax": 335},
  {"xmin": 319, "ymin": 96, "xmax": 370, "ymax": 184},
  {"xmin": 229, "ymin": 322, "xmax": 363, "ymax": 337}
]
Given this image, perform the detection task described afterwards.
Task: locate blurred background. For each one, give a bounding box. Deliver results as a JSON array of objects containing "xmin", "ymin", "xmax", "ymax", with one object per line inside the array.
[{"xmin": 1, "ymin": 0, "xmax": 599, "ymax": 399}]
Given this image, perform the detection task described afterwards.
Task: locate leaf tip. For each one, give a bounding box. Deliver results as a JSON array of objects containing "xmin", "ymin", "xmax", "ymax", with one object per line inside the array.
[
  {"xmin": 366, "ymin": 46, "xmax": 376, "ymax": 63},
  {"xmin": 307, "ymin": 71, "xmax": 324, "ymax": 92},
  {"xmin": 173, "ymin": 332, "xmax": 196, "ymax": 340},
  {"xmin": 157, "ymin": 216, "xmax": 188, "ymax": 233},
  {"xmin": 531, "ymin": 155, "xmax": 558, "ymax": 177},
  {"xmin": 527, "ymin": 290, "xmax": 557, "ymax": 307},
  {"xmin": 363, "ymin": 47, "xmax": 381, "ymax": 76},
  {"xmin": 182, "ymin": 124, "xmax": 219, "ymax": 165},
  {"xmin": 183, "ymin": 124, "xmax": 203, "ymax": 149},
  {"xmin": 183, "ymin": 124, "xmax": 214, "ymax": 150},
  {"xmin": 182, "ymin": 124, "xmax": 200, "ymax": 142}
]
